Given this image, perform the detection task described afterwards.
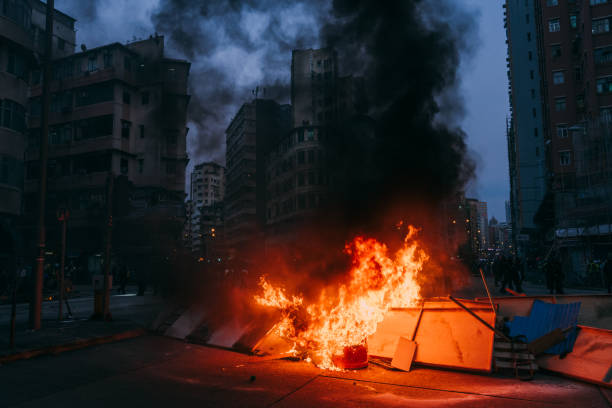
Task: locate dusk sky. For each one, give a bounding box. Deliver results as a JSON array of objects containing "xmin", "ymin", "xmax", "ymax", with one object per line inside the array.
[{"xmin": 54, "ymin": 0, "xmax": 510, "ymax": 221}]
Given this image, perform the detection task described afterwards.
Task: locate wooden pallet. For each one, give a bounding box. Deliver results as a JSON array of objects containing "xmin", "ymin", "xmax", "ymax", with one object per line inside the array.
[{"xmin": 493, "ymin": 317, "xmax": 537, "ymax": 380}]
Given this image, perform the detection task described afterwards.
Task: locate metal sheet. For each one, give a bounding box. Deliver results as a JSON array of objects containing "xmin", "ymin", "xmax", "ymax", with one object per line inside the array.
[{"xmin": 506, "ymin": 299, "xmax": 581, "ymax": 354}]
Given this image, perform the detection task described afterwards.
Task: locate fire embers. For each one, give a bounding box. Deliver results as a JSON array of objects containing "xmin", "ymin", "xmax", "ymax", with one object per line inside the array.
[{"xmin": 255, "ymin": 228, "xmax": 427, "ymax": 370}]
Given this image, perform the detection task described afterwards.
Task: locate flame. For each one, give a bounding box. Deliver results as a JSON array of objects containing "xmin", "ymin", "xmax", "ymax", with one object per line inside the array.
[{"xmin": 255, "ymin": 227, "xmax": 427, "ymax": 369}]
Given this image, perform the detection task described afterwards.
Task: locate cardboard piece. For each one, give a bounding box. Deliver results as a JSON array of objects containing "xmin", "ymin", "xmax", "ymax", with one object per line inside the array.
[{"xmin": 391, "ymin": 336, "xmax": 418, "ymax": 371}]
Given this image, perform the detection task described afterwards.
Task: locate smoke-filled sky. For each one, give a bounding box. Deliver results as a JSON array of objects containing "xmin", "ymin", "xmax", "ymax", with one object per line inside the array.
[{"xmin": 53, "ymin": 0, "xmax": 509, "ymax": 221}]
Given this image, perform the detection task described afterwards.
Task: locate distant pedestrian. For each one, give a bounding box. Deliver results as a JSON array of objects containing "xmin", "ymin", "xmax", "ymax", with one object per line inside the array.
[
  {"xmin": 493, "ymin": 256, "xmax": 503, "ymax": 287},
  {"xmin": 604, "ymin": 253, "xmax": 612, "ymax": 294},
  {"xmin": 118, "ymin": 264, "xmax": 128, "ymax": 294},
  {"xmin": 512, "ymin": 257, "xmax": 523, "ymax": 293},
  {"xmin": 545, "ymin": 252, "xmax": 564, "ymax": 294},
  {"xmin": 500, "ymin": 255, "xmax": 515, "ymax": 294}
]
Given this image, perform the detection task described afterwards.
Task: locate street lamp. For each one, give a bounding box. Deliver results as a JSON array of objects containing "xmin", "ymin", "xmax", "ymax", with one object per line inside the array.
[{"xmin": 56, "ymin": 207, "xmax": 69, "ymax": 320}]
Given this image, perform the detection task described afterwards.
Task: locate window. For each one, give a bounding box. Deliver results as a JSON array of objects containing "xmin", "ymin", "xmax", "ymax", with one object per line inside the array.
[
  {"xmin": 308, "ymin": 150, "xmax": 315, "ymax": 164},
  {"xmin": 549, "ymin": 18, "xmax": 560, "ymax": 32},
  {"xmin": 121, "ymin": 120, "xmax": 131, "ymax": 139},
  {"xmin": 570, "ymin": 14, "xmax": 577, "ymax": 29},
  {"xmin": 546, "ymin": 0, "xmax": 558, "ymax": 5},
  {"xmin": 166, "ymin": 162, "xmax": 176, "ymax": 174},
  {"xmin": 141, "ymin": 91, "xmax": 149, "ymax": 105},
  {"xmin": 551, "ymin": 44, "xmax": 562, "ymax": 58},
  {"xmin": 298, "ymin": 173, "xmax": 304, "ymax": 186},
  {"xmin": 124, "ymin": 56, "xmax": 131, "ymax": 71},
  {"xmin": 57, "ymin": 38, "xmax": 65, "ymax": 51},
  {"xmin": 297, "ymin": 129, "xmax": 304, "ymax": 142},
  {"xmin": 527, "ymin": 32, "xmax": 532, "ymax": 42},
  {"xmin": 298, "ymin": 151, "xmax": 305, "ymax": 164},
  {"xmin": 0, "ymin": 99, "xmax": 26, "ymax": 133},
  {"xmin": 103, "ymin": 51, "xmax": 112, "ymax": 68},
  {"xmin": 532, "ymin": 107, "xmax": 537, "ymax": 117},
  {"xmin": 528, "ymin": 51, "xmax": 533, "ymax": 61},
  {"xmin": 557, "ymin": 125, "xmax": 568, "ymax": 138},
  {"xmin": 531, "ymin": 89, "xmax": 536, "ymax": 99},
  {"xmin": 6, "ymin": 50, "xmax": 28, "ymax": 79},
  {"xmin": 559, "ymin": 151, "xmax": 571, "ymax": 166},
  {"xmin": 120, "ymin": 158, "xmax": 128, "ymax": 175},
  {"xmin": 536, "ymin": 147, "xmax": 540, "ymax": 157},
  {"xmin": 122, "ymin": 91, "xmax": 130, "ymax": 104},
  {"xmin": 534, "ymin": 127, "xmax": 539, "ymax": 137},
  {"xmin": 555, "ymin": 97, "xmax": 567, "ymax": 111},
  {"xmin": 139, "ymin": 124, "xmax": 145, "ymax": 139},
  {"xmin": 575, "ymin": 66, "xmax": 583, "ymax": 81},
  {"xmin": 553, "ymin": 71, "xmax": 565, "ymax": 84},
  {"xmin": 601, "ymin": 107, "xmax": 612, "ymax": 122},
  {"xmin": 307, "ymin": 129, "xmax": 314, "ymax": 141},
  {"xmin": 138, "ymin": 159, "xmax": 144, "ymax": 174},
  {"xmin": 591, "ymin": 0, "xmax": 609, "ymax": 5},
  {"xmin": 74, "ymin": 115, "xmax": 113, "ymax": 141},
  {"xmin": 308, "ymin": 172, "xmax": 315, "ymax": 185},
  {"xmin": 526, "ymin": 14, "xmax": 530, "ymax": 24},
  {"xmin": 595, "ymin": 46, "xmax": 612, "ymax": 64},
  {"xmin": 530, "ymin": 70, "xmax": 534, "ymax": 79},
  {"xmin": 577, "ymin": 94, "xmax": 585, "ymax": 110},
  {"xmin": 592, "ymin": 18, "xmax": 610, "ymax": 34},
  {"xmin": 87, "ymin": 54, "xmax": 98, "ymax": 72},
  {"xmin": 75, "ymin": 83, "xmax": 113, "ymax": 106},
  {"xmin": 166, "ymin": 131, "xmax": 177, "ymax": 145}
]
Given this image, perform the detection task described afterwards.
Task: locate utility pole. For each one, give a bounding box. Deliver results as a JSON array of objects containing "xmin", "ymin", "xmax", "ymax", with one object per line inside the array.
[
  {"xmin": 101, "ymin": 174, "xmax": 113, "ymax": 320},
  {"xmin": 56, "ymin": 208, "xmax": 69, "ymax": 320},
  {"xmin": 30, "ymin": 0, "xmax": 54, "ymax": 330}
]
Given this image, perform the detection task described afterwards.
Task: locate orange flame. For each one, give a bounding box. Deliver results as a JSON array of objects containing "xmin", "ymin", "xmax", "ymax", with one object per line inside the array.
[{"xmin": 255, "ymin": 227, "xmax": 427, "ymax": 369}]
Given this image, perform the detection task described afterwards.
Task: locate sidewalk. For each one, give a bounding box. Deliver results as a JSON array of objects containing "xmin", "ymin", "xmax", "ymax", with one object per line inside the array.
[{"xmin": 0, "ymin": 287, "xmax": 163, "ymax": 364}]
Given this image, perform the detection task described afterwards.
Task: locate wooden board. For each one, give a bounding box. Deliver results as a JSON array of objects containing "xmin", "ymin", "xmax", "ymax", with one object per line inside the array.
[
  {"xmin": 537, "ymin": 325, "xmax": 612, "ymax": 389},
  {"xmin": 369, "ymin": 299, "xmax": 496, "ymax": 372}
]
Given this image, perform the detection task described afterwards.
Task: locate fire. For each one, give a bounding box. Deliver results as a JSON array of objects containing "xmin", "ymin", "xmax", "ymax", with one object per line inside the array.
[{"xmin": 255, "ymin": 227, "xmax": 427, "ymax": 369}]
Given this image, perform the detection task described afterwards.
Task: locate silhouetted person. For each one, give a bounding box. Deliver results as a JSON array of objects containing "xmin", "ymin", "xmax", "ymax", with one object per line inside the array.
[
  {"xmin": 500, "ymin": 255, "xmax": 515, "ymax": 294},
  {"xmin": 118, "ymin": 264, "xmax": 128, "ymax": 294},
  {"xmin": 604, "ymin": 253, "xmax": 612, "ymax": 294},
  {"xmin": 545, "ymin": 253, "xmax": 564, "ymax": 294},
  {"xmin": 493, "ymin": 256, "xmax": 503, "ymax": 287},
  {"xmin": 511, "ymin": 257, "xmax": 523, "ymax": 293}
]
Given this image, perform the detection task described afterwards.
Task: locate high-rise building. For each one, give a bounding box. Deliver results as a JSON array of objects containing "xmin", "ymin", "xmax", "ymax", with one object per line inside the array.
[
  {"xmin": 23, "ymin": 35, "xmax": 190, "ymax": 272},
  {"xmin": 0, "ymin": 1, "xmax": 75, "ymax": 270},
  {"xmin": 265, "ymin": 48, "xmax": 362, "ymax": 250},
  {"xmin": 224, "ymin": 99, "xmax": 291, "ymax": 260},
  {"xmin": 504, "ymin": 0, "xmax": 548, "ymax": 241},
  {"xmin": 188, "ymin": 161, "xmax": 225, "ymax": 257},
  {"xmin": 505, "ymin": 0, "xmax": 612, "ymax": 281},
  {"xmin": 477, "ymin": 201, "xmax": 488, "ymax": 249}
]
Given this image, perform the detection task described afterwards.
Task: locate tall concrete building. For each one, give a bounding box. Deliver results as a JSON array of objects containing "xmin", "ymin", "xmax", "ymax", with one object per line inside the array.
[
  {"xmin": 0, "ymin": 0, "xmax": 75, "ymax": 270},
  {"xmin": 504, "ymin": 0, "xmax": 548, "ymax": 242},
  {"xmin": 506, "ymin": 0, "xmax": 612, "ymax": 281},
  {"xmin": 224, "ymin": 99, "xmax": 291, "ymax": 259},
  {"xmin": 265, "ymin": 48, "xmax": 361, "ymax": 250},
  {"xmin": 188, "ymin": 161, "xmax": 225, "ymax": 257},
  {"xmin": 24, "ymin": 35, "xmax": 190, "ymax": 272},
  {"xmin": 477, "ymin": 201, "xmax": 488, "ymax": 249}
]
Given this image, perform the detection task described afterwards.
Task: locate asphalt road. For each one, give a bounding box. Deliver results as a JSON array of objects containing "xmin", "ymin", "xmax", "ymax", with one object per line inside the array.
[{"xmin": 1, "ymin": 335, "xmax": 609, "ymax": 408}]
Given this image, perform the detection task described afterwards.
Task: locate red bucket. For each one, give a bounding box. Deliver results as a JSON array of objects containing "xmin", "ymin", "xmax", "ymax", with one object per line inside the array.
[{"xmin": 331, "ymin": 343, "xmax": 368, "ymax": 369}]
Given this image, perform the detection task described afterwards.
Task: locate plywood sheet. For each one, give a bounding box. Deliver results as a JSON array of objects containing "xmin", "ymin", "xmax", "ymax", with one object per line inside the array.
[
  {"xmin": 369, "ymin": 300, "xmax": 495, "ymax": 372},
  {"xmin": 537, "ymin": 325, "xmax": 612, "ymax": 389}
]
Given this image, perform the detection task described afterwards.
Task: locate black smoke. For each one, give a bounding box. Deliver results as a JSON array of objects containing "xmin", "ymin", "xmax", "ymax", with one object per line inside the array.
[
  {"xmin": 152, "ymin": 0, "xmax": 329, "ymax": 164},
  {"xmin": 321, "ymin": 0, "xmax": 476, "ymax": 232}
]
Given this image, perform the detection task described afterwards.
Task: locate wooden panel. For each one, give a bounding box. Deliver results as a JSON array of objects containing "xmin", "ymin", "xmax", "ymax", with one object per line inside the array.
[
  {"xmin": 369, "ymin": 301, "xmax": 495, "ymax": 372},
  {"xmin": 537, "ymin": 325, "xmax": 612, "ymax": 389}
]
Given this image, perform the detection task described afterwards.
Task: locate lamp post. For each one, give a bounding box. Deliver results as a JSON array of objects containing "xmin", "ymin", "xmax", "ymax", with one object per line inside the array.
[{"xmin": 56, "ymin": 208, "xmax": 69, "ymax": 320}]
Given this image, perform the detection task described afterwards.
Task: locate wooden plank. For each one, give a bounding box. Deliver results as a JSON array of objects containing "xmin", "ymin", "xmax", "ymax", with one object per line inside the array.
[
  {"xmin": 495, "ymin": 360, "xmax": 538, "ymax": 370},
  {"xmin": 537, "ymin": 325, "xmax": 612, "ymax": 389},
  {"xmin": 391, "ymin": 336, "xmax": 418, "ymax": 371},
  {"xmin": 494, "ymin": 351, "xmax": 535, "ymax": 360},
  {"xmin": 370, "ymin": 301, "xmax": 496, "ymax": 372}
]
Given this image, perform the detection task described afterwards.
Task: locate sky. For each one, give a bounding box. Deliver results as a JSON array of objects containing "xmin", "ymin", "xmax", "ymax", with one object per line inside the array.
[{"xmin": 53, "ymin": 0, "xmax": 510, "ymax": 221}]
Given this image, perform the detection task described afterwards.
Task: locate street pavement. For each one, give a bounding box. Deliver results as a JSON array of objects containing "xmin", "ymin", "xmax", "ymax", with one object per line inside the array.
[
  {"xmin": 1, "ymin": 335, "xmax": 610, "ymax": 408},
  {"xmin": 0, "ymin": 286, "xmax": 162, "ymax": 354}
]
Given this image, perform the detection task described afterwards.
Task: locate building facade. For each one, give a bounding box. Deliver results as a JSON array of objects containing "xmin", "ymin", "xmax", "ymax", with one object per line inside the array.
[
  {"xmin": 505, "ymin": 0, "xmax": 612, "ymax": 282},
  {"xmin": 224, "ymin": 99, "xmax": 291, "ymax": 260},
  {"xmin": 188, "ymin": 161, "xmax": 225, "ymax": 258},
  {"xmin": 0, "ymin": 0, "xmax": 75, "ymax": 273},
  {"xmin": 23, "ymin": 35, "xmax": 190, "ymax": 275},
  {"xmin": 505, "ymin": 0, "xmax": 548, "ymax": 245}
]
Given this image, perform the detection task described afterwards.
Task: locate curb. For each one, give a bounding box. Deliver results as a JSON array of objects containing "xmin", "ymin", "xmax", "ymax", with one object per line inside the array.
[{"xmin": 0, "ymin": 328, "xmax": 147, "ymax": 365}]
